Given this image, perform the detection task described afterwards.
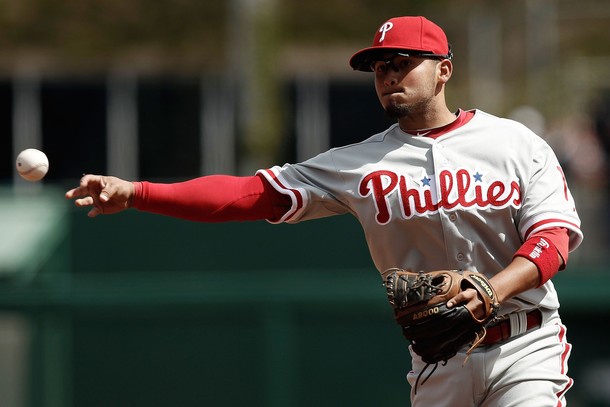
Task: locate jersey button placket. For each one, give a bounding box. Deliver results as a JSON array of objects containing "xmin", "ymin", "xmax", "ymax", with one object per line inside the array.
[
  {"xmin": 431, "ymin": 141, "xmax": 459, "ymax": 266},
  {"xmin": 435, "ymin": 142, "xmax": 449, "ymax": 165}
]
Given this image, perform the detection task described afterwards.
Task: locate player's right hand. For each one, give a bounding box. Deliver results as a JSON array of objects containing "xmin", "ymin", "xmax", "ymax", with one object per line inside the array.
[{"xmin": 65, "ymin": 174, "xmax": 135, "ymax": 217}]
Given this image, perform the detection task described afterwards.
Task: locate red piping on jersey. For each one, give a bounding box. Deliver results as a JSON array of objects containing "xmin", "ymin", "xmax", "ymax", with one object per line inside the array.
[
  {"xmin": 260, "ymin": 168, "xmax": 305, "ymax": 222},
  {"xmin": 554, "ymin": 324, "xmax": 573, "ymax": 407},
  {"xmin": 524, "ymin": 219, "xmax": 580, "ymax": 243}
]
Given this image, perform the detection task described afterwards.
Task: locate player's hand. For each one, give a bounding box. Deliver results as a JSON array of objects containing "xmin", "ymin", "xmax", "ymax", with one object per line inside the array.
[
  {"xmin": 446, "ymin": 288, "xmax": 486, "ymax": 320},
  {"xmin": 65, "ymin": 174, "xmax": 135, "ymax": 217}
]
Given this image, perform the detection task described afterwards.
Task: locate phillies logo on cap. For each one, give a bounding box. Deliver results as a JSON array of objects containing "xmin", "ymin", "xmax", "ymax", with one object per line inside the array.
[{"xmin": 378, "ymin": 22, "xmax": 393, "ymax": 42}]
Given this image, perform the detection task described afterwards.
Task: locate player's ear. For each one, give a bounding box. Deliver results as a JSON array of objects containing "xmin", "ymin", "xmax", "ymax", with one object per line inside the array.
[{"xmin": 437, "ymin": 59, "xmax": 453, "ymax": 84}]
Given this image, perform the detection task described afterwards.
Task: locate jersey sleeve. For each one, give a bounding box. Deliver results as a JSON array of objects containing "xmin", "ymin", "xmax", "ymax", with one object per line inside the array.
[
  {"xmin": 515, "ymin": 130, "xmax": 583, "ymax": 252},
  {"xmin": 256, "ymin": 150, "xmax": 352, "ymax": 224}
]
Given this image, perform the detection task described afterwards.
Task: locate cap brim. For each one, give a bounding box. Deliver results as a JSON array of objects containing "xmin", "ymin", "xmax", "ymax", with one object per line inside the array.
[{"xmin": 349, "ymin": 46, "xmax": 429, "ymax": 72}]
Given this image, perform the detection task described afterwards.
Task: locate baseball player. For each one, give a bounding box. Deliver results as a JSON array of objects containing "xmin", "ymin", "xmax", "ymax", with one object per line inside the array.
[{"xmin": 66, "ymin": 16, "xmax": 583, "ymax": 407}]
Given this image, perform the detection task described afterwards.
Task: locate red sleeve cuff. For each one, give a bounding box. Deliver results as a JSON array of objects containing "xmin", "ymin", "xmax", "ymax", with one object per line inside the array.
[{"xmin": 132, "ymin": 181, "xmax": 143, "ymax": 208}]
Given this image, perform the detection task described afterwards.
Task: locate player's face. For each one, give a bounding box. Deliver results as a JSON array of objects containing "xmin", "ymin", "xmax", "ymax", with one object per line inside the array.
[{"xmin": 373, "ymin": 55, "xmax": 445, "ymax": 119}]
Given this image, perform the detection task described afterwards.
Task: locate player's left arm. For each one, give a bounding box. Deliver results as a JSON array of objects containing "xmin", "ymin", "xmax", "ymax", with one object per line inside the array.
[
  {"xmin": 482, "ymin": 226, "xmax": 567, "ymax": 308},
  {"xmin": 485, "ymin": 256, "xmax": 541, "ymax": 306},
  {"xmin": 448, "ymin": 227, "xmax": 569, "ymax": 317},
  {"xmin": 459, "ymin": 134, "xmax": 582, "ymax": 313},
  {"xmin": 447, "ymin": 256, "xmax": 539, "ymax": 319}
]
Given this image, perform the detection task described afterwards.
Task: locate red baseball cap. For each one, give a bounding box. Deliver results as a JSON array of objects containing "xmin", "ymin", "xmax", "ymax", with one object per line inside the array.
[{"xmin": 349, "ymin": 16, "xmax": 452, "ymax": 72}]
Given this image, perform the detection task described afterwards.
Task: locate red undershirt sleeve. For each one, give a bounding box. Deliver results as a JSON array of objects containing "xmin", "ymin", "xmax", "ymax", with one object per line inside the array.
[
  {"xmin": 513, "ymin": 227, "xmax": 570, "ymax": 287},
  {"xmin": 132, "ymin": 174, "xmax": 292, "ymax": 222}
]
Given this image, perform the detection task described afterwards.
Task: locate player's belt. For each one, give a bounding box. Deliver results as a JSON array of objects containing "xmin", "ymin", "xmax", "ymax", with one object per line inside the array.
[{"xmin": 481, "ymin": 309, "xmax": 543, "ymax": 346}]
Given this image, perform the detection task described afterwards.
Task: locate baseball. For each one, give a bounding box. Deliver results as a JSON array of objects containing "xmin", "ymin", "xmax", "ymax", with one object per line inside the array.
[{"xmin": 16, "ymin": 148, "xmax": 49, "ymax": 181}]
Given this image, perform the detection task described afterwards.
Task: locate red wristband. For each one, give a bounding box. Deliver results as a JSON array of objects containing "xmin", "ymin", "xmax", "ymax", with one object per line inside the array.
[{"xmin": 513, "ymin": 236, "xmax": 560, "ymax": 286}]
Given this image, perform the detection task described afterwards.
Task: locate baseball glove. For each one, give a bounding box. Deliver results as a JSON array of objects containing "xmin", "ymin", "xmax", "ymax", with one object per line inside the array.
[{"xmin": 382, "ymin": 269, "xmax": 499, "ymax": 389}]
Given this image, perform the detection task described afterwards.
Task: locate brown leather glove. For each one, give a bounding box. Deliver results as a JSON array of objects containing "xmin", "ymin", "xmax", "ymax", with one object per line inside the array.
[{"xmin": 383, "ymin": 269, "xmax": 500, "ymax": 364}]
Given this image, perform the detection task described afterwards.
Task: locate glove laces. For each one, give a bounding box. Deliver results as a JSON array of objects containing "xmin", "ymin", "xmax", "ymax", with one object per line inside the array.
[
  {"xmin": 414, "ymin": 361, "xmax": 446, "ymax": 395},
  {"xmin": 413, "ymin": 329, "xmax": 488, "ymax": 396}
]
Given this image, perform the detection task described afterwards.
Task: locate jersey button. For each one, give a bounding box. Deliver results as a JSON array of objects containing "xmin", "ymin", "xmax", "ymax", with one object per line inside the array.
[
  {"xmin": 449, "ymin": 214, "xmax": 457, "ymax": 222},
  {"xmin": 456, "ymin": 253, "xmax": 465, "ymax": 261}
]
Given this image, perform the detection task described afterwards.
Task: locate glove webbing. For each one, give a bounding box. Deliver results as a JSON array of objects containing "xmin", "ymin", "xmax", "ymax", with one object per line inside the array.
[{"xmin": 385, "ymin": 269, "xmax": 446, "ymax": 308}]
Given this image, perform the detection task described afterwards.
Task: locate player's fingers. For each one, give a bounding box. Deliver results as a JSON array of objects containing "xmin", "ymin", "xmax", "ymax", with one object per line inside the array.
[
  {"xmin": 65, "ymin": 187, "xmax": 79, "ymax": 199},
  {"xmin": 73, "ymin": 196, "xmax": 95, "ymax": 207},
  {"xmin": 446, "ymin": 294, "xmax": 463, "ymax": 308},
  {"xmin": 76, "ymin": 174, "xmax": 97, "ymax": 192},
  {"xmin": 99, "ymin": 190, "xmax": 110, "ymax": 203},
  {"xmin": 75, "ymin": 174, "xmax": 112, "ymax": 203},
  {"xmin": 446, "ymin": 289, "xmax": 475, "ymax": 308},
  {"xmin": 65, "ymin": 174, "xmax": 101, "ymax": 199},
  {"xmin": 65, "ymin": 185, "xmax": 91, "ymax": 199},
  {"xmin": 79, "ymin": 174, "xmax": 101, "ymax": 185},
  {"xmin": 98, "ymin": 178, "xmax": 134, "ymax": 207},
  {"xmin": 97, "ymin": 177, "xmax": 118, "ymax": 203},
  {"xmin": 449, "ymin": 289, "xmax": 485, "ymax": 319}
]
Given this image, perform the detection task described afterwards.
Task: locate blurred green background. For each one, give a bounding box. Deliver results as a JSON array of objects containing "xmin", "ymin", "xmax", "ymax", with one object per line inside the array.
[{"xmin": 1, "ymin": 0, "xmax": 610, "ymax": 406}]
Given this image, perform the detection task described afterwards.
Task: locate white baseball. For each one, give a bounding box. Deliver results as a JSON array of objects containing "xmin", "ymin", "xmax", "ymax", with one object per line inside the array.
[{"xmin": 16, "ymin": 148, "xmax": 49, "ymax": 181}]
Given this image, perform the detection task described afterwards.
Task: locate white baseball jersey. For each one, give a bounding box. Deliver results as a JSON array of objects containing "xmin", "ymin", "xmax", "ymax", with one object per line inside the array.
[{"xmin": 257, "ymin": 109, "xmax": 583, "ymax": 316}]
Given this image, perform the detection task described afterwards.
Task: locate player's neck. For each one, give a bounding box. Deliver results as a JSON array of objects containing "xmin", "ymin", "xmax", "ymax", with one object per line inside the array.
[{"xmin": 398, "ymin": 108, "xmax": 458, "ymax": 136}]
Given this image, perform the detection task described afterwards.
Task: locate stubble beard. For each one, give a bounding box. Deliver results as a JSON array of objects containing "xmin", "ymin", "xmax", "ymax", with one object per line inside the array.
[
  {"xmin": 383, "ymin": 96, "xmax": 432, "ymax": 120},
  {"xmin": 384, "ymin": 102, "xmax": 412, "ymax": 119}
]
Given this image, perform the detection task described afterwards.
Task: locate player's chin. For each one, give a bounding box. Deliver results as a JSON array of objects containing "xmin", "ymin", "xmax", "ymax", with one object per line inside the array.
[{"xmin": 383, "ymin": 102, "xmax": 412, "ymax": 119}]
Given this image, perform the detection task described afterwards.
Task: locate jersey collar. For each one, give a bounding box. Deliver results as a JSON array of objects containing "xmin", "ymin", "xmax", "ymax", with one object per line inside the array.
[{"xmin": 403, "ymin": 109, "xmax": 475, "ymax": 139}]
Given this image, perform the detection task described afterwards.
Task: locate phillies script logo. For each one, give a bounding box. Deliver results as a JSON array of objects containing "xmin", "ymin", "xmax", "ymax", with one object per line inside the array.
[
  {"xmin": 378, "ymin": 21, "xmax": 393, "ymax": 42},
  {"xmin": 359, "ymin": 168, "xmax": 521, "ymax": 224}
]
